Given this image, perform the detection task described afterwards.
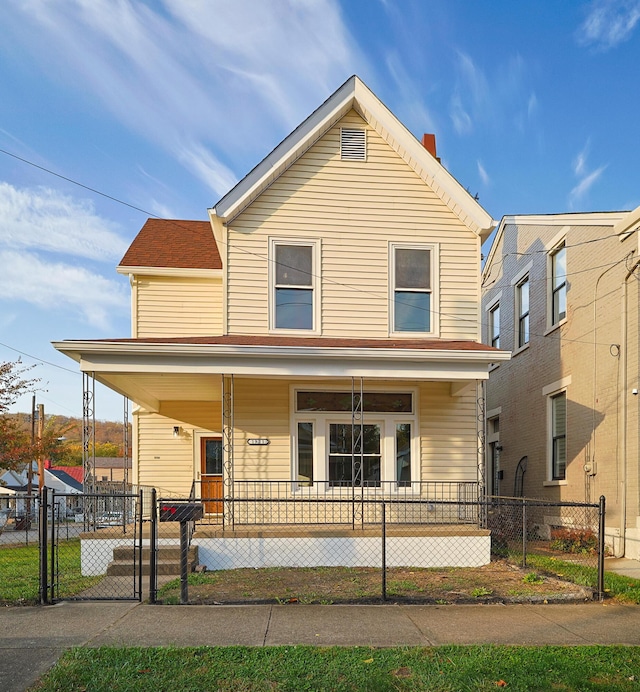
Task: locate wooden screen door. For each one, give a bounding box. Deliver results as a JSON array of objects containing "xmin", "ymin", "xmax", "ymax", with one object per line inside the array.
[{"xmin": 201, "ymin": 437, "xmax": 223, "ymax": 514}]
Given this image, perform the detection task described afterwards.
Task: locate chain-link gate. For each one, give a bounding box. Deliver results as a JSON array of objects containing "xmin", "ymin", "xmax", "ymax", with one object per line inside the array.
[{"xmin": 39, "ymin": 487, "xmax": 144, "ymax": 603}]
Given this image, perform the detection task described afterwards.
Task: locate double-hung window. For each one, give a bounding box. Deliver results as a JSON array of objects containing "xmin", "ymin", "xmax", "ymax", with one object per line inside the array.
[
  {"xmin": 550, "ymin": 241, "xmax": 566, "ymax": 326},
  {"xmin": 550, "ymin": 391, "xmax": 567, "ymax": 480},
  {"xmin": 391, "ymin": 244, "xmax": 436, "ymax": 334},
  {"xmin": 489, "ymin": 302, "xmax": 500, "ymax": 348},
  {"xmin": 516, "ymin": 277, "xmax": 529, "ymax": 348},
  {"xmin": 271, "ymin": 240, "xmax": 318, "ymax": 331}
]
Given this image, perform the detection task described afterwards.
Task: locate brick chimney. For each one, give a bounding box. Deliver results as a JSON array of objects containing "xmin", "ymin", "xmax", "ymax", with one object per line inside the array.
[{"xmin": 421, "ymin": 133, "xmax": 440, "ymax": 162}]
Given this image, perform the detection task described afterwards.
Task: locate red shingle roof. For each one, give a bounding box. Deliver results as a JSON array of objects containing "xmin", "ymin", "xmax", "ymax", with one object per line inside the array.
[
  {"xmin": 94, "ymin": 334, "xmax": 501, "ymax": 352},
  {"xmin": 119, "ymin": 219, "xmax": 222, "ymax": 270}
]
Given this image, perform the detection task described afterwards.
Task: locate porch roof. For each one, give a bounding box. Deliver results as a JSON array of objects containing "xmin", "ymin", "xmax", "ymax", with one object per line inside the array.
[{"xmin": 53, "ymin": 335, "xmax": 509, "ymax": 412}]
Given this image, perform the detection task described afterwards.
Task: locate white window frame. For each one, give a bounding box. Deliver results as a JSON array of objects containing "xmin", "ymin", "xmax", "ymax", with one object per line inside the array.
[
  {"xmin": 515, "ymin": 275, "xmax": 530, "ymax": 350},
  {"xmin": 269, "ymin": 238, "xmax": 321, "ymax": 334},
  {"xmin": 542, "ymin": 376, "xmax": 570, "ymax": 485},
  {"xmin": 510, "ymin": 261, "xmax": 532, "ymax": 353},
  {"xmin": 389, "ymin": 242, "xmax": 439, "ymax": 337},
  {"xmin": 546, "ymin": 231, "xmax": 567, "ymax": 333},
  {"xmin": 487, "ymin": 297, "xmax": 500, "ymax": 348},
  {"xmin": 290, "ymin": 386, "xmax": 420, "ymax": 493}
]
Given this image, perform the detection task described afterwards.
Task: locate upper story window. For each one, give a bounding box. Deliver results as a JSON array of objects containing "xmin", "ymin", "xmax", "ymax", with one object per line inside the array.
[
  {"xmin": 391, "ymin": 244, "xmax": 436, "ymax": 334},
  {"xmin": 516, "ymin": 276, "xmax": 530, "ymax": 348},
  {"xmin": 489, "ymin": 302, "xmax": 500, "ymax": 348},
  {"xmin": 550, "ymin": 241, "xmax": 566, "ymax": 326},
  {"xmin": 550, "ymin": 390, "xmax": 567, "ymax": 481},
  {"xmin": 270, "ymin": 239, "xmax": 319, "ymax": 332}
]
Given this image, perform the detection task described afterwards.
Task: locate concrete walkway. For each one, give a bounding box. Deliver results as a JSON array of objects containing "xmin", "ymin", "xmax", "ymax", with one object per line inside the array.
[{"xmin": 3, "ymin": 600, "xmax": 640, "ymax": 692}]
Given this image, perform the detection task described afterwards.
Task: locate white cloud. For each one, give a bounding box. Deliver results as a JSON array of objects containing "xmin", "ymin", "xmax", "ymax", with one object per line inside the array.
[
  {"xmin": 573, "ymin": 140, "xmax": 591, "ymax": 177},
  {"xmin": 577, "ymin": 0, "xmax": 640, "ymax": 50},
  {"xmin": 477, "ymin": 160, "xmax": 490, "ymax": 186},
  {"xmin": 0, "ymin": 183, "xmax": 128, "ymax": 261},
  {"xmin": 569, "ymin": 165, "xmax": 607, "ymax": 208},
  {"xmin": 0, "ymin": 250, "xmax": 129, "ymax": 330},
  {"xmin": 4, "ymin": 0, "xmax": 361, "ymax": 197}
]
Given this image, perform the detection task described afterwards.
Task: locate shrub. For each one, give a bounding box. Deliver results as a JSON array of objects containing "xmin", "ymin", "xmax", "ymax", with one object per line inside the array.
[{"xmin": 550, "ymin": 528, "xmax": 598, "ymax": 555}]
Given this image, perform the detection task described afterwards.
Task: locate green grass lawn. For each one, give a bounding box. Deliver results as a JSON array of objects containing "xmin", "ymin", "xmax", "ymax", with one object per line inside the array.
[
  {"xmin": 0, "ymin": 539, "xmax": 100, "ymax": 604},
  {"xmin": 37, "ymin": 645, "xmax": 640, "ymax": 691}
]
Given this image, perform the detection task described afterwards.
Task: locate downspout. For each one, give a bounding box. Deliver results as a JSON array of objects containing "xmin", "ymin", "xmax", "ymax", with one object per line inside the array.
[{"xmin": 619, "ymin": 256, "xmax": 640, "ymax": 556}]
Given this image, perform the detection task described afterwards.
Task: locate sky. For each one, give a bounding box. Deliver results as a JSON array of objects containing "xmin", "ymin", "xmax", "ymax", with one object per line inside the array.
[{"xmin": 1, "ymin": 0, "xmax": 639, "ymax": 422}]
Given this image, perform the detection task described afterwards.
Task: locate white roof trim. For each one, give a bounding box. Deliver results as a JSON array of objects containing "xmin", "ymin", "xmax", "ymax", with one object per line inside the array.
[
  {"xmin": 116, "ymin": 266, "xmax": 222, "ymax": 279},
  {"xmin": 483, "ymin": 211, "xmax": 629, "ymax": 280},
  {"xmin": 613, "ymin": 205, "xmax": 640, "ymax": 237},
  {"xmin": 211, "ymin": 75, "xmax": 495, "ymax": 239}
]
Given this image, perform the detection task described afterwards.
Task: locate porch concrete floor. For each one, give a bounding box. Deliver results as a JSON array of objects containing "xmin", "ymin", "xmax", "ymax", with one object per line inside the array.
[
  {"xmin": 79, "ymin": 523, "xmax": 490, "ymax": 540},
  {"xmin": 192, "ymin": 523, "xmax": 490, "ymax": 539}
]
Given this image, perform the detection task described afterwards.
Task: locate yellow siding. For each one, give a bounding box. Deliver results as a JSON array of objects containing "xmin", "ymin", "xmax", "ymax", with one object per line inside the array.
[
  {"xmin": 419, "ymin": 382, "xmax": 478, "ymax": 481},
  {"xmin": 134, "ymin": 275, "xmax": 223, "ymax": 337},
  {"xmin": 227, "ymin": 110, "xmax": 480, "ymax": 340},
  {"xmin": 135, "ymin": 379, "xmax": 479, "ymax": 491},
  {"xmin": 137, "ymin": 411, "xmax": 199, "ymax": 495}
]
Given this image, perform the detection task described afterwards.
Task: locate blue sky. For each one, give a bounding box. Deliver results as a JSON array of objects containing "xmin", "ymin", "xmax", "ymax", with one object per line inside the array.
[{"xmin": 1, "ymin": 0, "xmax": 639, "ymax": 421}]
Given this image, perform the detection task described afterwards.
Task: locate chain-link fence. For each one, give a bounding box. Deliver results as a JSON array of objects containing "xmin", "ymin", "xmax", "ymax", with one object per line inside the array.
[
  {"xmin": 0, "ymin": 489, "xmax": 607, "ymax": 606},
  {"xmin": 148, "ymin": 492, "xmax": 605, "ymax": 605},
  {"xmin": 485, "ymin": 495, "xmax": 605, "ymax": 592}
]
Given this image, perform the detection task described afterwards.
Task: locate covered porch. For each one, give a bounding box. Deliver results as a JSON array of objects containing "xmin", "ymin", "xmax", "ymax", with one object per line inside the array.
[{"xmin": 53, "ymin": 335, "xmax": 509, "ymax": 530}]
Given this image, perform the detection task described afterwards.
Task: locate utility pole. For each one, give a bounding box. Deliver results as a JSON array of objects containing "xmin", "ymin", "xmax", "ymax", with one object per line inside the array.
[
  {"xmin": 37, "ymin": 403, "xmax": 44, "ymax": 492},
  {"xmin": 26, "ymin": 395, "xmax": 35, "ymax": 522}
]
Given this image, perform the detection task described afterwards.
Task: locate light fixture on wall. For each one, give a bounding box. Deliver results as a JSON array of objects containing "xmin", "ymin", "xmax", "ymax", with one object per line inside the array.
[{"xmin": 173, "ymin": 426, "xmax": 181, "ymax": 438}]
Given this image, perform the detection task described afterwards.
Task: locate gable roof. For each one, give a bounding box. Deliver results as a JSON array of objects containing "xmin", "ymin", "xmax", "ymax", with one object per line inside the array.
[
  {"xmin": 48, "ymin": 468, "xmax": 83, "ymax": 492},
  {"xmin": 118, "ymin": 219, "xmax": 222, "ymax": 272},
  {"xmin": 211, "ymin": 75, "xmax": 495, "ymax": 240},
  {"xmin": 50, "ymin": 465, "xmax": 83, "ymax": 484}
]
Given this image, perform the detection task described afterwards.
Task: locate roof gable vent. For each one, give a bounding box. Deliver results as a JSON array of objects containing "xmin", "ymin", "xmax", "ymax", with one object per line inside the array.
[{"xmin": 340, "ymin": 128, "xmax": 366, "ymax": 161}]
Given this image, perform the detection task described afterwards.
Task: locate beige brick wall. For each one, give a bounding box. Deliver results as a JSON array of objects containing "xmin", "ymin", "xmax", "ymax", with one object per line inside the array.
[{"xmin": 482, "ymin": 216, "xmax": 639, "ymax": 554}]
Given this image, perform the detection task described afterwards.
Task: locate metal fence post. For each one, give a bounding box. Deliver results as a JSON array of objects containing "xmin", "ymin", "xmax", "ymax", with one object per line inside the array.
[
  {"xmin": 137, "ymin": 489, "xmax": 144, "ymax": 601},
  {"xmin": 598, "ymin": 495, "xmax": 606, "ymax": 600},
  {"xmin": 381, "ymin": 501, "xmax": 387, "ymax": 602},
  {"xmin": 50, "ymin": 489, "xmax": 56, "ymax": 603},
  {"xmin": 149, "ymin": 488, "xmax": 157, "ymax": 604},
  {"xmin": 39, "ymin": 487, "xmax": 48, "ymax": 605},
  {"xmin": 522, "ymin": 498, "xmax": 527, "ymax": 568}
]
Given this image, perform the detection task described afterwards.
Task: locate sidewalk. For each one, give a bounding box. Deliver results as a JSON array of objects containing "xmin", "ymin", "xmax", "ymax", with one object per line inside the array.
[{"xmin": 3, "ymin": 600, "xmax": 640, "ymax": 692}]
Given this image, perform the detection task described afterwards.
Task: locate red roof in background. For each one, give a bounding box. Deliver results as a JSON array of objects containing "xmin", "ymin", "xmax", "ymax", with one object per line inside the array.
[
  {"xmin": 119, "ymin": 219, "xmax": 222, "ymax": 270},
  {"xmin": 50, "ymin": 465, "xmax": 83, "ymax": 483}
]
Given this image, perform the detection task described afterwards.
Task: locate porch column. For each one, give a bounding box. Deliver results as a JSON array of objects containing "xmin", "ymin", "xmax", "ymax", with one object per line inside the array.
[
  {"xmin": 82, "ymin": 371, "xmax": 96, "ymax": 527},
  {"xmin": 222, "ymin": 374, "xmax": 234, "ymax": 526}
]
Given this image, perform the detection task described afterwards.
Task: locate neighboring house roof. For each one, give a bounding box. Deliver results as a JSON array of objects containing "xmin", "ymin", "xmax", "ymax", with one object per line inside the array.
[
  {"xmin": 118, "ymin": 219, "xmax": 222, "ymax": 271},
  {"xmin": 94, "ymin": 458, "xmax": 132, "ymax": 469},
  {"xmin": 50, "ymin": 465, "xmax": 83, "ymax": 484},
  {"xmin": 48, "ymin": 468, "xmax": 83, "ymax": 492},
  {"xmin": 211, "ymin": 75, "xmax": 496, "ymax": 240}
]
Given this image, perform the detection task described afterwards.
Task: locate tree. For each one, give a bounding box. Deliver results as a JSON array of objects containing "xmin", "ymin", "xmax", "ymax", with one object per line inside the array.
[{"xmin": 0, "ymin": 360, "xmax": 41, "ymax": 471}]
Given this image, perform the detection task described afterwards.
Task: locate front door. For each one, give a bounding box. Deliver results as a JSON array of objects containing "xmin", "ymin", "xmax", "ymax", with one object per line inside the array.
[{"xmin": 201, "ymin": 437, "xmax": 223, "ymax": 514}]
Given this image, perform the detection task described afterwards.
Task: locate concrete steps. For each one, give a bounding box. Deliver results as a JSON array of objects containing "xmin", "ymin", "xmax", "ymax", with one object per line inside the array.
[{"xmin": 106, "ymin": 545, "xmax": 199, "ymax": 576}]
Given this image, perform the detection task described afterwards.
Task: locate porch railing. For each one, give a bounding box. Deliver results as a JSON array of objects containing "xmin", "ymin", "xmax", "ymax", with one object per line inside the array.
[{"xmin": 191, "ymin": 479, "xmax": 479, "ymax": 527}]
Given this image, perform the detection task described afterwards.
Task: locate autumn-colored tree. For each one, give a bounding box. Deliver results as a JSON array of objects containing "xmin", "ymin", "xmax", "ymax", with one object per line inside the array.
[{"xmin": 0, "ymin": 360, "xmax": 45, "ymax": 471}]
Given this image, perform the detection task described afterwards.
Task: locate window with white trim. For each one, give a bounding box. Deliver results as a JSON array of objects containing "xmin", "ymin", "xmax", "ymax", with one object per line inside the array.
[
  {"xmin": 550, "ymin": 241, "xmax": 566, "ymax": 326},
  {"xmin": 516, "ymin": 276, "xmax": 529, "ymax": 348},
  {"xmin": 550, "ymin": 390, "xmax": 567, "ymax": 481},
  {"xmin": 489, "ymin": 302, "xmax": 500, "ymax": 348},
  {"xmin": 293, "ymin": 389, "xmax": 417, "ymax": 489},
  {"xmin": 391, "ymin": 244, "xmax": 435, "ymax": 334},
  {"xmin": 270, "ymin": 240, "xmax": 318, "ymax": 331}
]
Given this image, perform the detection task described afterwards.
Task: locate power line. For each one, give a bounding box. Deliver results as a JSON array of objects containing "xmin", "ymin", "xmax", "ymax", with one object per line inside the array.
[
  {"xmin": 0, "ymin": 341, "xmax": 80, "ymax": 375},
  {"xmin": 0, "ymin": 147, "xmax": 156, "ymax": 216}
]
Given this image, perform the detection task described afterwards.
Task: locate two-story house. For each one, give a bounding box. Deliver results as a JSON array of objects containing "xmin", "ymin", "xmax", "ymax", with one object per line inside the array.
[
  {"xmin": 55, "ymin": 76, "xmax": 507, "ymax": 546},
  {"xmin": 482, "ymin": 210, "xmax": 640, "ymax": 557}
]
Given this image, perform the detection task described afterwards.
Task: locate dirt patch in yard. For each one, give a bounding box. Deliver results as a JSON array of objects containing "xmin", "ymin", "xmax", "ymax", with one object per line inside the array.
[{"xmin": 157, "ymin": 559, "xmax": 593, "ymax": 605}]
